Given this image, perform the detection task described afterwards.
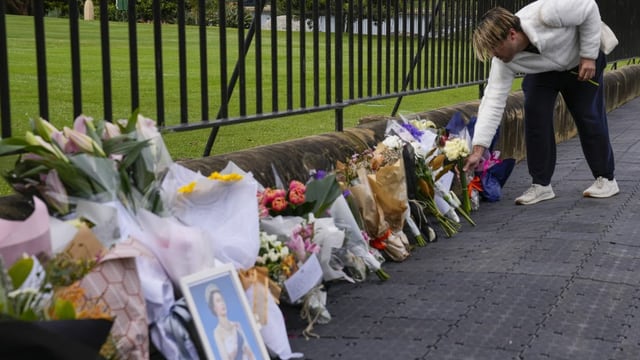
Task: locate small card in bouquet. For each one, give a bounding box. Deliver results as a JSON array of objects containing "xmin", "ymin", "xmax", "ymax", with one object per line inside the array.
[
  {"xmin": 283, "ymin": 254, "xmax": 323, "ymax": 303},
  {"xmin": 63, "ymin": 226, "xmax": 106, "ymax": 262}
]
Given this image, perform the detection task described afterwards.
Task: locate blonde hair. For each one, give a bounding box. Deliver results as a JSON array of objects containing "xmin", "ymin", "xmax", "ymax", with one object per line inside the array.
[{"xmin": 473, "ymin": 7, "xmax": 521, "ymax": 62}]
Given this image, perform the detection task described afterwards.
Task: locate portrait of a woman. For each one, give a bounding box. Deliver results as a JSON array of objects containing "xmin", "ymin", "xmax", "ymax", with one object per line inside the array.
[{"xmin": 205, "ymin": 283, "xmax": 256, "ymax": 360}]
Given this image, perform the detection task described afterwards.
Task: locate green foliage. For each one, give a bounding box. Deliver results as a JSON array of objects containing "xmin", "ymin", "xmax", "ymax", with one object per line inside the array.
[
  {"xmin": 207, "ymin": 0, "xmax": 254, "ymax": 28},
  {"xmin": 44, "ymin": 254, "xmax": 96, "ymax": 288},
  {"xmin": 305, "ymin": 173, "xmax": 342, "ymax": 217},
  {"xmin": 52, "ymin": 298, "xmax": 77, "ymax": 320},
  {"xmin": 7, "ymin": 257, "xmax": 34, "ymax": 290}
]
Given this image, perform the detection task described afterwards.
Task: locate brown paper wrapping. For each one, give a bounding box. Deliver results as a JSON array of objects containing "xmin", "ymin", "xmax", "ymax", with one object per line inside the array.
[
  {"xmin": 367, "ymin": 158, "xmax": 410, "ymax": 261},
  {"xmin": 239, "ymin": 266, "xmax": 281, "ymax": 326},
  {"xmin": 367, "ymin": 158, "xmax": 408, "ymax": 232},
  {"xmin": 349, "ymin": 168, "xmax": 388, "ymax": 239}
]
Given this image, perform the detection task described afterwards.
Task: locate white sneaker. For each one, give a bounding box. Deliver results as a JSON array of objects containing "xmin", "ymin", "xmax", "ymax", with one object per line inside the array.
[
  {"xmin": 583, "ymin": 177, "xmax": 619, "ymax": 198},
  {"xmin": 515, "ymin": 184, "xmax": 556, "ymax": 205}
]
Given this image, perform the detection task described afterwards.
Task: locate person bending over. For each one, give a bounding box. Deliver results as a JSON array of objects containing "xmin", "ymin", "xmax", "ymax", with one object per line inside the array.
[{"xmin": 464, "ymin": 0, "xmax": 619, "ymax": 205}]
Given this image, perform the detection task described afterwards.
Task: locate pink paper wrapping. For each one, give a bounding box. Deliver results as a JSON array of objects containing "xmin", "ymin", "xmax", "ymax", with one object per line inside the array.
[
  {"xmin": 0, "ymin": 196, "xmax": 51, "ymax": 266},
  {"xmin": 80, "ymin": 237, "xmax": 152, "ymax": 359}
]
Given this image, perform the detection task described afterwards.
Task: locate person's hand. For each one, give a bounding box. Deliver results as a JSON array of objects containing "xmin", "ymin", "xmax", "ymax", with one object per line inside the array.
[
  {"xmin": 463, "ymin": 145, "xmax": 486, "ymax": 173},
  {"xmin": 577, "ymin": 57, "xmax": 596, "ymax": 82}
]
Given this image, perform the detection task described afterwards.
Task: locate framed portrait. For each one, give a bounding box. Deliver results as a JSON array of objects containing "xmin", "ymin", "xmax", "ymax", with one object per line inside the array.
[{"xmin": 180, "ymin": 263, "xmax": 270, "ymax": 360}]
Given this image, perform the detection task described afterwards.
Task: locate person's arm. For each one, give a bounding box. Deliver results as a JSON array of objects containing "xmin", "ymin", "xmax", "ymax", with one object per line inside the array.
[{"xmin": 466, "ymin": 59, "xmax": 515, "ymax": 172}]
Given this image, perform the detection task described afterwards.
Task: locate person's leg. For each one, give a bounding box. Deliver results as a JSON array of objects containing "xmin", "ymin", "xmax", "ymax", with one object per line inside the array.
[
  {"xmin": 522, "ymin": 72, "xmax": 560, "ymax": 186},
  {"xmin": 560, "ymin": 52, "xmax": 615, "ymax": 180}
]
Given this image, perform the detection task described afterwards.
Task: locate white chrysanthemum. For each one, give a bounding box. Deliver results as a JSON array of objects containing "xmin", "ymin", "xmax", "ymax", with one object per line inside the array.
[
  {"xmin": 443, "ymin": 138, "xmax": 469, "ymax": 161},
  {"xmin": 382, "ymin": 135, "xmax": 403, "ymax": 150},
  {"xmin": 281, "ymin": 246, "xmax": 289, "ymax": 256},
  {"xmin": 410, "ymin": 119, "xmax": 437, "ymax": 130},
  {"xmin": 268, "ymin": 250, "xmax": 279, "ymax": 263}
]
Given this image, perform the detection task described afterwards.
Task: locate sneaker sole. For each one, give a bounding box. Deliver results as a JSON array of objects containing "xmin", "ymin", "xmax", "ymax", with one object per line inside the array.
[
  {"xmin": 515, "ymin": 192, "xmax": 556, "ymax": 205},
  {"xmin": 583, "ymin": 189, "xmax": 620, "ymax": 198}
]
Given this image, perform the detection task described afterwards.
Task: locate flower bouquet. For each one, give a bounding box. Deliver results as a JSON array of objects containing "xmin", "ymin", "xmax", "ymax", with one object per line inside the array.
[
  {"xmin": 465, "ymin": 116, "xmax": 516, "ymax": 203},
  {"xmin": 366, "ymin": 138, "xmax": 411, "ymax": 261},
  {"xmin": 0, "ymin": 113, "xmax": 169, "ymax": 217},
  {"xmin": 0, "ymin": 249, "xmax": 117, "ymax": 358},
  {"xmin": 328, "ymin": 193, "xmax": 382, "ymax": 281},
  {"xmin": 393, "ymin": 116, "xmax": 474, "ymax": 237},
  {"xmin": 336, "ymin": 154, "xmax": 391, "ymax": 280}
]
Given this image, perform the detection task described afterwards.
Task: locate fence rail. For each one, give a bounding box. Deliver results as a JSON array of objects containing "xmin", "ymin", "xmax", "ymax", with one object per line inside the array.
[{"xmin": 0, "ymin": 0, "xmax": 637, "ymax": 156}]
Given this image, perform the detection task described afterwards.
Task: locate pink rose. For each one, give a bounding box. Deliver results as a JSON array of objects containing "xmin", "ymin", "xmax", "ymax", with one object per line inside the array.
[
  {"xmin": 271, "ymin": 196, "xmax": 288, "ymax": 212},
  {"xmin": 289, "ymin": 180, "xmax": 306, "ymax": 192},
  {"xmin": 288, "ymin": 187, "xmax": 306, "ymax": 205}
]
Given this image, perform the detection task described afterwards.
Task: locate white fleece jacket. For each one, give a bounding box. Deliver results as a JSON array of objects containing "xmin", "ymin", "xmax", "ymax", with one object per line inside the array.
[{"xmin": 472, "ymin": 0, "xmax": 603, "ymax": 149}]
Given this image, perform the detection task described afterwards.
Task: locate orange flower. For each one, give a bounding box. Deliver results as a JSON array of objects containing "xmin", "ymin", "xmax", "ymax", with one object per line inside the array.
[
  {"xmin": 280, "ymin": 254, "xmax": 298, "ymax": 278},
  {"xmin": 52, "ymin": 282, "xmax": 112, "ymax": 321}
]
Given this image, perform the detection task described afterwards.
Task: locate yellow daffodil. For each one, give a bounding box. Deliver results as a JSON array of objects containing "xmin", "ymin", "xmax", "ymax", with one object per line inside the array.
[
  {"xmin": 178, "ymin": 181, "xmax": 197, "ymax": 194},
  {"xmin": 208, "ymin": 171, "xmax": 243, "ymax": 182}
]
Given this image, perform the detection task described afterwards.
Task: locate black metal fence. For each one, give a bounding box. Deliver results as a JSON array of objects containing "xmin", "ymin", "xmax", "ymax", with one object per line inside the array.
[{"xmin": 0, "ymin": 0, "xmax": 638, "ymax": 156}]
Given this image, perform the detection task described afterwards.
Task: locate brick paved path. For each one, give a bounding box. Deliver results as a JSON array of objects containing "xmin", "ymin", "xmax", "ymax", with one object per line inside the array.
[{"xmin": 285, "ymin": 96, "xmax": 640, "ymax": 360}]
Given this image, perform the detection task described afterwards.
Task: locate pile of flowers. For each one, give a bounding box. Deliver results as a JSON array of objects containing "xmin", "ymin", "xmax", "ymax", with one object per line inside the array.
[{"xmin": 0, "ymin": 110, "xmax": 516, "ymax": 358}]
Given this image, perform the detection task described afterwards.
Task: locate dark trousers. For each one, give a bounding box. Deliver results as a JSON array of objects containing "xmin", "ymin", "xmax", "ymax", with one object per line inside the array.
[{"xmin": 521, "ymin": 51, "xmax": 614, "ymax": 186}]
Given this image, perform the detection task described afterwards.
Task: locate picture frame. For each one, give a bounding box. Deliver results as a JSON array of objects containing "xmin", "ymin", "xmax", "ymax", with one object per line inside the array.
[{"xmin": 180, "ymin": 263, "xmax": 270, "ymax": 360}]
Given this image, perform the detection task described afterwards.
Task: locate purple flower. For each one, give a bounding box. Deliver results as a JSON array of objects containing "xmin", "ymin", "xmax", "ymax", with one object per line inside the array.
[
  {"xmin": 312, "ymin": 169, "xmax": 327, "ymax": 180},
  {"xmin": 401, "ymin": 121, "xmax": 424, "ymax": 140}
]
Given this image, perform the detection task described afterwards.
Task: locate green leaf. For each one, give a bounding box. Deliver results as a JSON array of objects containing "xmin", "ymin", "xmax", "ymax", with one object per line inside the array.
[
  {"xmin": 122, "ymin": 109, "xmax": 140, "ymax": 134},
  {"xmin": 0, "ymin": 137, "xmax": 30, "ymax": 155},
  {"xmin": 0, "ymin": 258, "xmax": 14, "ymax": 315},
  {"xmin": 52, "ymin": 298, "xmax": 76, "ymax": 320},
  {"xmin": 19, "ymin": 308, "xmax": 40, "ymax": 321},
  {"xmin": 8, "ymin": 257, "xmax": 34, "ymax": 289},
  {"xmin": 305, "ymin": 174, "xmax": 343, "ymax": 217}
]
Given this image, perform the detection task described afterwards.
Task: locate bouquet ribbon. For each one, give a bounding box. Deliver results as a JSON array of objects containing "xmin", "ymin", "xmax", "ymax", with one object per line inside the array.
[
  {"xmin": 468, "ymin": 175, "xmax": 483, "ymax": 195},
  {"xmin": 239, "ymin": 266, "xmax": 281, "ymax": 325},
  {"xmin": 370, "ymin": 228, "xmax": 391, "ymax": 250}
]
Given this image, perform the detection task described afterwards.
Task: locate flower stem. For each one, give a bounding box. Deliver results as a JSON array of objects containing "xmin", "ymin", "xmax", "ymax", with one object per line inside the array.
[
  {"xmin": 375, "ymin": 268, "xmax": 391, "ymax": 281},
  {"xmin": 414, "ymin": 234, "xmax": 427, "ymax": 247},
  {"xmin": 456, "ymin": 207, "xmax": 476, "ymax": 226},
  {"xmin": 458, "ymin": 159, "xmax": 472, "ymax": 215}
]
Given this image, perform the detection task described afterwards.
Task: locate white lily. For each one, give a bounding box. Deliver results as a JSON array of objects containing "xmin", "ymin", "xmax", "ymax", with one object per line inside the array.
[
  {"xmin": 63, "ymin": 127, "xmax": 106, "ymax": 157},
  {"xmin": 103, "ymin": 121, "xmax": 121, "ymax": 140},
  {"xmin": 24, "ymin": 131, "xmax": 69, "ymax": 162},
  {"xmin": 32, "ymin": 117, "xmax": 60, "ymax": 143}
]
